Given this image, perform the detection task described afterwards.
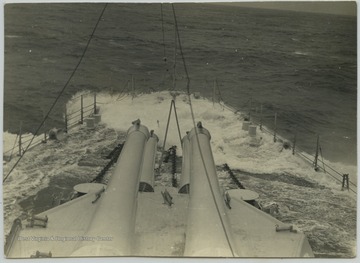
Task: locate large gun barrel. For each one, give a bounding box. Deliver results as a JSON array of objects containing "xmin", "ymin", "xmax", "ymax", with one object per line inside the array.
[
  {"xmin": 139, "ymin": 130, "xmax": 159, "ymax": 192},
  {"xmin": 71, "ymin": 120, "xmax": 149, "ymax": 256},
  {"xmin": 178, "ymin": 134, "xmax": 191, "ymax": 193},
  {"xmin": 184, "ymin": 123, "xmax": 238, "ymax": 257}
]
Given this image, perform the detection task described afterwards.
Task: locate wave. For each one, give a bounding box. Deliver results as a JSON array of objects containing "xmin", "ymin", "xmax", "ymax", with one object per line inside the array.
[
  {"xmin": 3, "ymin": 131, "xmax": 45, "ymax": 158},
  {"xmin": 294, "ymin": 50, "xmax": 311, "ymax": 56},
  {"xmin": 4, "ymin": 90, "xmax": 356, "ymax": 191},
  {"xmin": 65, "ymin": 91, "xmax": 356, "ymax": 189},
  {"xmin": 2, "ymin": 91, "xmax": 356, "ymax": 257},
  {"xmin": 5, "ymin": 35, "xmax": 22, "ymax": 38}
]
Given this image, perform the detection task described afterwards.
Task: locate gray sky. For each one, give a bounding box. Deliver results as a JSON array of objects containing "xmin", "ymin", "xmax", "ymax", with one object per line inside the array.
[{"xmin": 215, "ymin": 1, "xmax": 357, "ymax": 16}]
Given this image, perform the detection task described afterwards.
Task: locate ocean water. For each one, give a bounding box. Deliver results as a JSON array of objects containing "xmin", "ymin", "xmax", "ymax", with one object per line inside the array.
[
  {"xmin": 2, "ymin": 91, "xmax": 357, "ymax": 257},
  {"xmin": 3, "ymin": 3, "xmax": 357, "ymax": 165},
  {"xmin": 2, "ymin": 3, "xmax": 357, "ymax": 258}
]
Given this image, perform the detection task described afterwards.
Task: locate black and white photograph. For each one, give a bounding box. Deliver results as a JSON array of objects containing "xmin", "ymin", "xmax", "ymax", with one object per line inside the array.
[{"xmin": 2, "ymin": 0, "xmax": 357, "ymax": 259}]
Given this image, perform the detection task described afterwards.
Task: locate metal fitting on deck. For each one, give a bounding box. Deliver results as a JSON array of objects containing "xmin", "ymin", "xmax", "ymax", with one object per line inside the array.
[
  {"xmin": 275, "ymin": 224, "xmax": 297, "ymax": 233},
  {"xmin": 161, "ymin": 189, "xmax": 173, "ymax": 207},
  {"xmin": 26, "ymin": 215, "xmax": 48, "ymax": 228},
  {"xmin": 149, "ymin": 130, "xmax": 159, "ymax": 141},
  {"xmin": 127, "ymin": 119, "xmax": 150, "ymax": 138},
  {"xmin": 30, "ymin": 251, "xmax": 52, "ymax": 258},
  {"xmin": 224, "ymin": 191, "xmax": 231, "ymax": 209},
  {"xmin": 92, "ymin": 187, "xmax": 105, "ymax": 204},
  {"xmin": 188, "ymin": 122, "xmax": 211, "ymax": 141},
  {"xmin": 26, "ymin": 220, "xmax": 47, "ymax": 228},
  {"xmin": 32, "ymin": 215, "xmax": 48, "ymax": 223}
]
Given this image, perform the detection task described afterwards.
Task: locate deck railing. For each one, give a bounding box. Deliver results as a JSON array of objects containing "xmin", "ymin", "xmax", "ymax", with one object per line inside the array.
[
  {"xmin": 219, "ymin": 100, "xmax": 357, "ymax": 194},
  {"xmin": 3, "ymin": 88, "xmax": 356, "ymax": 194},
  {"xmin": 3, "ymin": 93, "xmax": 98, "ymax": 161}
]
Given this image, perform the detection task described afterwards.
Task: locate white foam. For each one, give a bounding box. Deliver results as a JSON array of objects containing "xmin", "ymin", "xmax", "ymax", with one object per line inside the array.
[
  {"xmin": 2, "ymin": 91, "xmax": 356, "ymax": 256},
  {"xmin": 66, "ymin": 90, "xmax": 356, "ymax": 193},
  {"xmin": 4, "ymin": 90, "xmax": 356, "ymax": 195},
  {"xmin": 3, "ymin": 131, "xmax": 45, "ymax": 158}
]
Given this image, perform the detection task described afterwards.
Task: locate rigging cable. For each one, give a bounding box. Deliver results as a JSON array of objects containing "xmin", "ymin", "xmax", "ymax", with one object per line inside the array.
[
  {"xmin": 160, "ymin": 3, "xmax": 173, "ymax": 89},
  {"xmin": 157, "ymin": 100, "xmax": 182, "ymax": 173},
  {"xmin": 171, "ymin": 4, "xmax": 236, "ymax": 257},
  {"xmin": 160, "ymin": 4, "xmax": 166, "ymax": 59},
  {"xmin": 215, "ymin": 79, "xmax": 224, "ymax": 103},
  {"xmin": 172, "ymin": 12, "xmax": 177, "ymax": 91},
  {"xmin": 3, "ymin": 3, "xmax": 108, "ymax": 183}
]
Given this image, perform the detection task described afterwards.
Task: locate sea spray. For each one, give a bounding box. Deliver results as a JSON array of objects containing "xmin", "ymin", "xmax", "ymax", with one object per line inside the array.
[
  {"xmin": 66, "ymin": 91, "xmax": 357, "ymax": 187},
  {"xmin": 2, "ymin": 91, "xmax": 356, "ymax": 257}
]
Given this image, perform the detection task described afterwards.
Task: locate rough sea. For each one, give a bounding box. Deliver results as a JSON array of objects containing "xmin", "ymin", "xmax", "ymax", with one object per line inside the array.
[
  {"xmin": 2, "ymin": 3, "xmax": 357, "ymax": 258},
  {"xmin": 4, "ymin": 3, "xmax": 357, "ymax": 165}
]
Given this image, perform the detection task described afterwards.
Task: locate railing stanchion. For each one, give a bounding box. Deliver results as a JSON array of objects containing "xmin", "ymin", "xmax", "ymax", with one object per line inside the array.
[
  {"xmin": 42, "ymin": 109, "xmax": 47, "ymax": 143},
  {"xmin": 131, "ymin": 75, "xmax": 135, "ymax": 100},
  {"xmin": 260, "ymin": 104, "xmax": 263, "ymax": 131},
  {"xmin": 249, "ymin": 97, "xmax": 252, "ymax": 121},
  {"xmin": 80, "ymin": 95, "xmax": 84, "ymax": 124},
  {"xmin": 342, "ymin": 174, "xmax": 349, "ymax": 191},
  {"xmin": 292, "ymin": 133, "xmax": 297, "ymax": 155},
  {"xmin": 93, "ymin": 93, "xmax": 97, "ymax": 114},
  {"xmin": 314, "ymin": 135, "xmax": 319, "ymax": 171},
  {"xmin": 18, "ymin": 122, "xmax": 22, "ymax": 156},
  {"xmin": 65, "ymin": 105, "xmax": 68, "ymax": 133},
  {"xmin": 213, "ymin": 80, "xmax": 217, "ymax": 107},
  {"xmin": 273, "ymin": 112, "xmax": 277, "ymax": 142}
]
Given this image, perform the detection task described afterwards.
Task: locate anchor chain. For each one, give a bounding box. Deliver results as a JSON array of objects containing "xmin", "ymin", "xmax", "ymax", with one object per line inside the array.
[{"xmin": 90, "ymin": 143, "xmax": 123, "ymax": 183}]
